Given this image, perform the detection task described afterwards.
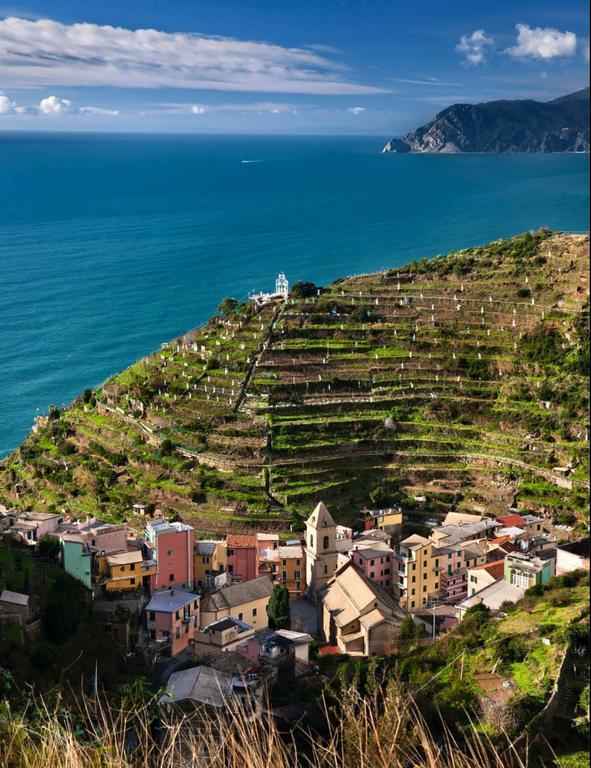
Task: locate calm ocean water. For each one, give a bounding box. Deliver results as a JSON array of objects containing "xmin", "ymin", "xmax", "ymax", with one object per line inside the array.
[{"xmin": 0, "ymin": 133, "xmax": 588, "ymax": 456}]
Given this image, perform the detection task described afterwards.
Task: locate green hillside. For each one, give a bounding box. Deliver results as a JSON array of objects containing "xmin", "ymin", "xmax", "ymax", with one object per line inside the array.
[{"xmin": 1, "ymin": 229, "xmax": 588, "ymax": 533}]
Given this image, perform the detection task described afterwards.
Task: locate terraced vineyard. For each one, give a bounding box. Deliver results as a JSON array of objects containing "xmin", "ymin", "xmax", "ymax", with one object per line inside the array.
[{"xmin": 1, "ymin": 230, "xmax": 588, "ymax": 533}]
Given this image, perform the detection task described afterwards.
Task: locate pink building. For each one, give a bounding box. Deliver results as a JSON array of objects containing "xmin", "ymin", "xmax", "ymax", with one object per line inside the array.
[
  {"xmin": 226, "ymin": 534, "xmax": 258, "ymax": 583},
  {"xmin": 145, "ymin": 520, "xmax": 194, "ymax": 591},
  {"xmin": 145, "ymin": 589, "xmax": 199, "ymax": 657},
  {"xmin": 351, "ymin": 544, "xmax": 394, "ymax": 590},
  {"xmin": 438, "ymin": 545, "xmax": 467, "ymax": 603}
]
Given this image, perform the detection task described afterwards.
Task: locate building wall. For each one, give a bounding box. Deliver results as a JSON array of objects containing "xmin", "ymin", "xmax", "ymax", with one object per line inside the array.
[
  {"xmin": 154, "ymin": 529, "xmax": 194, "ymax": 591},
  {"xmin": 85, "ymin": 526, "xmax": 128, "ymax": 555},
  {"xmin": 367, "ymin": 621, "xmax": 399, "ymax": 656},
  {"xmin": 200, "ymin": 594, "xmax": 270, "ymax": 631},
  {"xmin": 351, "ymin": 551, "xmax": 393, "ymax": 590},
  {"xmin": 227, "ymin": 545, "xmax": 257, "ymax": 583},
  {"xmin": 194, "ymin": 542, "xmax": 227, "ymax": 588},
  {"xmin": 61, "ymin": 540, "xmax": 92, "ymax": 589},
  {"xmin": 468, "ymin": 569, "xmax": 496, "ymax": 596},
  {"xmin": 146, "ymin": 597, "xmax": 199, "ymax": 656},
  {"xmin": 396, "ymin": 542, "xmax": 441, "ymax": 612},
  {"xmin": 278, "ymin": 554, "xmax": 305, "ymax": 598},
  {"xmin": 556, "ymin": 549, "xmax": 590, "ymax": 575}
]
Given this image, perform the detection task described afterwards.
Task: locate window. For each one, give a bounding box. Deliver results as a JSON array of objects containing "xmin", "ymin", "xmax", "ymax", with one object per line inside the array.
[
  {"xmin": 324, "ymin": 565, "xmax": 328, "ymax": 574},
  {"xmin": 370, "ymin": 572, "xmax": 374, "ymax": 579},
  {"xmin": 448, "ymin": 553, "xmax": 452, "ymax": 559},
  {"xmin": 423, "ymin": 585, "xmax": 427, "ymax": 592},
  {"xmin": 227, "ymin": 549, "xmax": 234, "ymax": 556},
  {"xmin": 149, "ymin": 611, "xmax": 156, "ymax": 621},
  {"xmin": 282, "ymin": 572, "xmax": 287, "ymax": 581},
  {"xmin": 130, "ymin": 563, "xmax": 136, "ymax": 571},
  {"xmin": 309, "ymin": 535, "xmax": 314, "ymax": 548},
  {"xmin": 434, "ymin": 559, "xmax": 439, "ymax": 568},
  {"xmin": 412, "ymin": 576, "xmax": 416, "ymax": 583},
  {"xmin": 238, "ymin": 612, "xmax": 243, "ymax": 621},
  {"xmin": 194, "ymin": 600, "xmax": 198, "ymax": 610},
  {"xmin": 282, "ymin": 559, "xmax": 287, "ymax": 566},
  {"xmin": 448, "ymin": 565, "xmax": 452, "ymax": 575},
  {"xmin": 411, "ymin": 601, "xmax": 415, "ymax": 609},
  {"xmin": 323, "ymin": 535, "xmax": 329, "ymax": 550},
  {"xmin": 131, "ymin": 578, "xmax": 136, "ymax": 585},
  {"xmin": 252, "ymin": 608, "xmax": 257, "ymax": 617},
  {"xmin": 411, "ymin": 588, "xmax": 415, "ymax": 596},
  {"xmin": 435, "ymin": 581, "xmax": 438, "ymax": 589},
  {"xmin": 296, "ymin": 559, "xmax": 300, "ymax": 566},
  {"xmin": 370, "ymin": 559, "xmax": 375, "ymax": 566},
  {"xmin": 294, "ymin": 571, "xmax": 301, "ymax": 580},
  {"xmin": 169, "ymin": 573, "xmax": 175, "ymax": 582},
  {"xmin": 228, "ymin": 565, "xmax": 233, "ymax": 574},
  {"xmin": 167, "ymin": 549, "xmax": 174, "ymax": 556},
  {"xmin": 175, "ymin": 611, "xmax": 180, "ymax": 620}
]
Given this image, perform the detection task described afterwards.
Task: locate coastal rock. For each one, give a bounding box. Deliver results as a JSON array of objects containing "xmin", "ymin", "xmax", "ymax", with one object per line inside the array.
[{"xmin": 382, "ymin": 87, "xmax": 590, "ymax": 154}]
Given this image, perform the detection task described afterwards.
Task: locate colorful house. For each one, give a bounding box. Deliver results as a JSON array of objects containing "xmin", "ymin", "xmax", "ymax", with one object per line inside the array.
[
  {"xmin": 358, "ymin": 507, "xmax": 403, "ymax": 535},
  {"xmin": 276, "ymin": 543, "xmax": 305, "ymax": 598},
  {"xmin": 145, "ymin": 589, "xmax": 199, "ymax": 657},
  {"xmin": 200, "ymin": 575, "xmax": 274, "ymax": 630},
  {"xmin": 96, "ymin": 549, "xmax": 157, "ymax": 593},
  {"xmin": 467, "ymin": 560, "xmax": 505, "ymax": 596},
  {"xmin": 60, "ymin": 534, "xmax": 92, "ymax": 589},
  {"xmin": 145, "ymin": 520, "xmax": 194, "ymax": 591},
  {"xmin": 226, "ymin": 534, "xmax": 258, "ymax": 583},
  {"xmin": 438, "ymin": 544, "xmax": 467, "ymax": 603},
  {"xmin": 395, "ymin": 534, "xmax": 441, "ymax": 612},
  {"xmin": 503, "ymin": 553, "xmax": 553, "ymax": 589},
  {"xmin": 351, "ymin": 542, "xmax": 395, "ymax": 590},
  {"xmin": 9, "ymin": 512, "xmax": 63, "ymax": 545}
]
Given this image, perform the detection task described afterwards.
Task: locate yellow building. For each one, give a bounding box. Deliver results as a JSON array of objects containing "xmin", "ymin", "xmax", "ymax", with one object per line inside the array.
[
  {"xmin": 96, "ymin": 550, "xmax": 157, "ymax": 592},
  {"xmin": 194, "ymin": 540, "xmax": 227, "ymax": 589},
  {"xmin": 277, "ymin": 544, "xmax": 305, "ymax": 598},
  {"xmin": 395, "ymin": 534, "xmax": 441, "ymax": 612},
  {"xmin": 200, "ymin": 575, "xmax": 274, "ymax": 631}
]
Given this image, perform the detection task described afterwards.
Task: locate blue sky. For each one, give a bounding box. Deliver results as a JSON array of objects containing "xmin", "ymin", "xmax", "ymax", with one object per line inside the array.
[{"xmin": 0, "ymin": 0, "xmax": 588, "ymax": 134}]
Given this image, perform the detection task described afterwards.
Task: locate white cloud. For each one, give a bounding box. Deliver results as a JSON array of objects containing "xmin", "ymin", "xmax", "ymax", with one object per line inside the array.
[
  {"xmin": 505, "ymin": 24, "xmax": 577, "ymax": 60},
  {"xmin": 191, "ymin": 105, "xmax": 207, "ymax": 114},
  {"xmin": 39, "ymin": 95, "xmax": 72, "ymax": 114},
  {"xmin": 348, "ymin": 106, "xmax": 365, "ymax": 114},
  {"xmin": 0, "ymin": 16, "xmax": 387, "ymax": 95},
  {"xmin": 78, "ymin": 106, "xmax": 119, "ymax": 116},
  {"xmin": 0, "ymin": 90, "xmax": 15, "ymax": 113},
  {"xmin": 455, "ymin": 29, "xmax": 495, "ymax": 66}
]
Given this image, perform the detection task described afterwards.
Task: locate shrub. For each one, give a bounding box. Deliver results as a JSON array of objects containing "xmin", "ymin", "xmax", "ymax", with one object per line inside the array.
[
  {"xmin": 267, "ymin": 585, "xmax": 290, "ymax": 630},
  {"xmin": 217, "ymin": 297, "xmax": 238, "ymax": 316},
  {"xmin": 290, "ymin": 281, "xmax": 319, "ymax": 299}
]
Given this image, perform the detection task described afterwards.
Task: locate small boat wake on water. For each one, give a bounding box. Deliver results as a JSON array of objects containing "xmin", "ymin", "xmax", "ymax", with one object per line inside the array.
[{"xmin": 241, "ymin": 159, "xmax": 263, "ymax": 164}]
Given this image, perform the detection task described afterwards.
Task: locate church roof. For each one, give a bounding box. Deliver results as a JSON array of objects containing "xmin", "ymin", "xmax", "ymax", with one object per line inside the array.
[{"xmin": 306, "ymin": 502, "xmax": 335, "ymax": 529}]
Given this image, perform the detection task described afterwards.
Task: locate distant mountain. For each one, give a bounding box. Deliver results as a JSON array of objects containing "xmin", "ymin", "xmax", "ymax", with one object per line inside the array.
[{"xmin": 382, "ymin": 88, "xmax": 590, "ymax": 154}]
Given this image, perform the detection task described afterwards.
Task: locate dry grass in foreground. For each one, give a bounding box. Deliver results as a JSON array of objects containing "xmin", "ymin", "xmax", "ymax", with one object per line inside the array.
[{"xmin": 0, "ymin": 679, "xmax": 548, "ymax": 768}]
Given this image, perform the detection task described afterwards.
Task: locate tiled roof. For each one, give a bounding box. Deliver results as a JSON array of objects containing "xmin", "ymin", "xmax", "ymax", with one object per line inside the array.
[
  {"xmin": 496, "ymin": 514, "xmax": 527, "ymax": 527},
  {"xmin": 226, "ymin": 534, "xmax": 257, "ymax": 547},
  {"xmin": 468, "ymin": 560, "xmax": 505, "ymax": 580},
  {"xmin": 201, "ymin": 575, "xmax": 274, "ymax": 612}
]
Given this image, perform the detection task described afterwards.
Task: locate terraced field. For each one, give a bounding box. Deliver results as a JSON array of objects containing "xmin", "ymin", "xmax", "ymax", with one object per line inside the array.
[{"xmin": 1, "ymin": 230, "xmax": 588, "ymax": 533}]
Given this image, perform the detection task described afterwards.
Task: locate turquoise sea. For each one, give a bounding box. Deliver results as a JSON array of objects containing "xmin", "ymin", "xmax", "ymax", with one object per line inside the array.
[{"xmin": 0, "ymin": 133, "xmax": 588, "ymax": 456}]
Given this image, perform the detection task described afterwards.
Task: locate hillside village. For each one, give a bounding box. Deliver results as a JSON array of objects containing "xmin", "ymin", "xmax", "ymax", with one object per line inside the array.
[{"xmin": 1, "ymin": 497, "xmax": 588, "ymax": 714}]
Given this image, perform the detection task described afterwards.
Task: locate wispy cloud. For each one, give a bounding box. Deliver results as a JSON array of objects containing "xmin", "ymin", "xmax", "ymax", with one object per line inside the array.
[
  {"xmin": 389, "ymin": 76, "xmax": 463, "ymax": 87},
  {"xmin": 455, "ymin": 29, "xmax": 495, "ymax": 66},
  {"xmin": 157, "ymin": 101, "xmax": 298, "ymax": 115},
  {"xmin": 505, "ymin": 23, "xmax": 577, "ymax": 59},
  {"xmin": 0, "ymin": 16, "xmax": 387, "ymax": 95},
  {"xmin": 347, "ymin": 106, "xmax": 366, "ymax": 114}
]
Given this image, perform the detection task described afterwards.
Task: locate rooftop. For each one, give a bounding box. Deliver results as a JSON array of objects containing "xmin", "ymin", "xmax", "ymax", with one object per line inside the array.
[
  {"xmin": 201, "ymin": 575, "xmax": 274, "ymax": 612},
  {"xmin": 106, "ymin": 550, "xmax": 143, "ymax": 567},
  {"xmin": 467, "ymin": 560, "xmax": 505, "ymax": 580},
  {"xmin": 146, "ymin": 589, "xmax": 198, "ymax": 613},
  {"xmin": 496, "ymin": 514, "xmax": 527, "ymax": 528},
  {"xmin": 458, "ymin": 579, "xmax": 525, "ymax": 612},
  {"xmin": 160, "ymin": 666, "xmax": 233, "ymax": 708},
  {"xmin": 306, "ymin": 502, "xmax": 335, "ymax": 530},
  {"xmin": 557, "ymin": 537, "xmax": 590, "ymax": 558},
  {"xmin": 226, "ymin": 534, "xmax": 257, "ymax": 547},
  {"xmin": 0, "ymin": 589, "xmax": 29, "ymax": 606}
]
